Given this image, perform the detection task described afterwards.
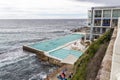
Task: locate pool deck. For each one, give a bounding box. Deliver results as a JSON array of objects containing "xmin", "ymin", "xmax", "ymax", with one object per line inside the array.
[{"xmin": 23, "ymin": 33, "xmax": 85, "ymax": 65}]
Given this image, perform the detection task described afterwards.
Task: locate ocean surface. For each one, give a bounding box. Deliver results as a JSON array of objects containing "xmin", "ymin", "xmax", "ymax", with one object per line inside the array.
[{"xmin": 0, "ymin": 19, "xmax": 86, "ymax": 80}]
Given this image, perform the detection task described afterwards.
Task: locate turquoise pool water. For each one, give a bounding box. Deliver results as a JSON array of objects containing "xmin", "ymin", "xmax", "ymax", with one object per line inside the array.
[
  {"xmin": 49, "ymin": 49, "xmax": 83, "ymax": 59},
  {"xmin": 30, "ymin": 34, "xmax": 83, "ymax": 52}
]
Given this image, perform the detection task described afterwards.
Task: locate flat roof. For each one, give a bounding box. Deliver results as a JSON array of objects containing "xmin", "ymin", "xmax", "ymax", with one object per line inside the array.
[{"xmin": 92, "ymin": 6, "xmax": 120, "ymax": 9}]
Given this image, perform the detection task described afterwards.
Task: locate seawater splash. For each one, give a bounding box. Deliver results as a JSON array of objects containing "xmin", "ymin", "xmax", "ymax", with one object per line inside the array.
[
  {"xmin": 0, "ymin": 50, "xmax": 58, "ymax": 80},
  {"xmin": 0, "ymin": 49, "xmax": 34, "ymax": 68},
  {"xmin": 29, "ymin": 72, "xmax": 47, "ymax": 80}
]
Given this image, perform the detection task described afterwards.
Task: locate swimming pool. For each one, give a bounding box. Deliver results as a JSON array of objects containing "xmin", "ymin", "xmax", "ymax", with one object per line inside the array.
[
  {"xmin": 30, "ymin": 34, "xmax": 83, "ymax": 52},
  {"xmin": 49, "ymin": 49, "xmax": 83, "ymax": 60}
]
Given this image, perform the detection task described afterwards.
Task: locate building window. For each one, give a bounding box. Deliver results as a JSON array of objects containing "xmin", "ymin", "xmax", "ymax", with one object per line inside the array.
[
  {"xmin": 94, "ymin": 10, "xmax": 102, "ymax": 17},
  {"xmin": 88, "ymin": 23, "xmax": 91, "ymax": 26},
  {"xmin": 93, "ymin": 27, "xmax": 100, "ymax": 33},
  {"xmin": 94, "ymin": 19, "xmax": 101, "ymax": 26},
  {"xmin": 93, "ymin": 27, "xmax": 96, "ymax": 33},
  {"xmin": 88, "ymin": 19, "xmax": 91, "ymax": 26},
  {"xmin": 94, "ymin": 35, "xmax": 99, "ymax": 39},
  {"xmin": 102, "ymin": 19, "xmax": 110, "ymax": 26},
  {"xmin": 93, "ymin": 35, "xmax": 99, "ymax": 39},
  {"xmin": 88, "ymin": 10, "xmax": 91, "ymax": 18},
  {"xmin": 97, "ymin": 27, "xmax": 100, "ymax": 33},
  {"xmin": 112, "ymin": 19, "xmax": 118, "ymax": 27},
  {"xmin": 102, "ymin": 28, "xmax": 106, "ymax": 33},
  {"xmin": 112, "ymin": 9, "xmax": 120, "ymax": 17},
  {"xmin": 103, "ymin": 10, "xmax": 111, "ymax": 17}
]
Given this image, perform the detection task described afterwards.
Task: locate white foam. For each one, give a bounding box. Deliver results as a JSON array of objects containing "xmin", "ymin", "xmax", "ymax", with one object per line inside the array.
[
  {"xmin": 29, "ymin": 72, "xmax": 47, "ymax": 80},
  {"xmin": 0, "ymin": 49, "xmax": 35, "ymax": 68}
]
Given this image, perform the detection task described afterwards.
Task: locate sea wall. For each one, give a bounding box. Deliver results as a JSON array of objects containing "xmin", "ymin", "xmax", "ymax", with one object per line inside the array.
[
  {"xmin": 23, "ymin": 46, "xmax": 63, "ymax": 66},
  {"xmin": 23, "ymin": 46, "xmax": 42, "ymax": 53}
]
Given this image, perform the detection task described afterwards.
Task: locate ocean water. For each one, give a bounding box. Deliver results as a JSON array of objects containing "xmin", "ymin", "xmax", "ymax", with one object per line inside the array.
[{"xmin": 0, "ymin": 19, "xmax": 86, "ymax": 80}]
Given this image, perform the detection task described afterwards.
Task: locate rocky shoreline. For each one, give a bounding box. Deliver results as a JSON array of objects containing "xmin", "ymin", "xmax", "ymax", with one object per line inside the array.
[
  {"xmin": 45, "ymin": 64, "xmax": 74, "ymax": 80},
  {"xmin": 71, "ymin": 26, "xmax": 90, "ymax": 32}
]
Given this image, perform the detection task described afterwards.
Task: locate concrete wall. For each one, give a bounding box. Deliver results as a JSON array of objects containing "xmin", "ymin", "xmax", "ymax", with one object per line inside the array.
[
  {"xmin": 23, "ymin": 46, "xmax": 63, "ymax": 66},
  {"xmin": 110, "ymin": 18, "xmax": 120, "ymax": 80},
  {"xmin": 95, "ymin": 27, "xmax": 117, "ymax": 80},
  {"xmin": 23, "ymin": 46, "xmax": 44, "ymax": 53}
]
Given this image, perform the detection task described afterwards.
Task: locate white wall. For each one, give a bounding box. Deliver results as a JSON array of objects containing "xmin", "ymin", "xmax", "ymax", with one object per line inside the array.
[{"xmin": 110, "ymin": 17, "xmax": 120, "ymax": 80}]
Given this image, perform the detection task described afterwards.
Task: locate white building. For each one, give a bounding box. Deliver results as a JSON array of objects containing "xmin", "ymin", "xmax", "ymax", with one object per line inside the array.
[{"xmin": 88, "ymin": 6, "xmax": 120, "ymax": 40}]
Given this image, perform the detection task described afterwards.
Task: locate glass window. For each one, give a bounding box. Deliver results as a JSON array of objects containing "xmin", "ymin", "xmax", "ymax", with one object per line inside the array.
[
  {"xmin": 88, "ymin": 23, "xmax": 91, "ymax": 26},
  {"xmin": 93, "ymin": 27, "xmax": 101, "ymax": 33},
  {"xmin": 88, "ymin": 19, "xmax": 91, "ymax": 26},
  {"xmin": 102, "ymin": 28, "xmax": 106, "ymax": 33},
  {"xmin": 94, "ymin": 35, "xmax": 99, "ymax": 39},
  {"xmin": 94, "ymin": 19, "xmax": 101, "ymax": 26},
  {"xmin": 103, "ymin": 10, "xmax": 111, "ymax": 17},
  {"xmin": 97, "ymin": 28, "xmax": 100, "ymax": 32},
  {"xmin": 112, "ymin": 9, "xmax": 120, "ymax": 17},
  {"xmin": 88, "ymin": 10, "xmax": 91, "ymax": 18},
  {"xmin": 94, "ymin": 10, "xmax": 102, "ymax": 17},
  {"xmin": 112, "ymin": 19, "xmax": 118, "ymax": 27},
  {"xmin": 93, "ymin": 35, "xmax": 99, "ymax": 39},
  {"xmin": 93, "ymin": 27, "xmax": 96, "ymax": 33},
  {"xmin": 102, "ymin": 19, "xmax": 110, "ymax": 26}
]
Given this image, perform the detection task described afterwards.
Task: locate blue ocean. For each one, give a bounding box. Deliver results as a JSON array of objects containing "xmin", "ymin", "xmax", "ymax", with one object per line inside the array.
[{"xmin": 0, "ymin": 19, "xmax": 86, "ymax": 80}]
